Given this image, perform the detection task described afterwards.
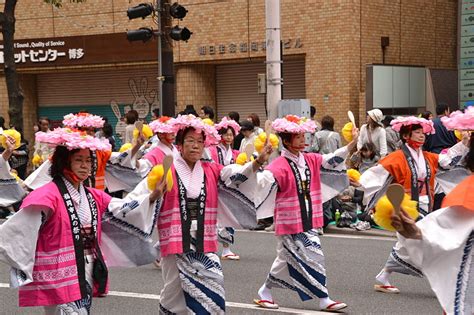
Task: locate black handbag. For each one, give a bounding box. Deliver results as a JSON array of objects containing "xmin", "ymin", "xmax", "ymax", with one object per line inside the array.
[{"xmin": 93, "ymin": 242, "xmax": 108, "ymax": 294}]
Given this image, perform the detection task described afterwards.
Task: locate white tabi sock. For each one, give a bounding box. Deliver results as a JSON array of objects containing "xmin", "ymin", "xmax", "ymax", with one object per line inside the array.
[
  {"xmin": 319, "ymin": 297, "xmax": 337, "ymax": 309},
  {"xmin": 375, "ymin": 269, "xmax": 392, "ymax": 286},
  {"xmin": 222, "ymin": 246, "xmax": 233, "ymax": 256},
  {"xmin": 258, "ymin": 284, "xmax": 273, "ymax": 301}
]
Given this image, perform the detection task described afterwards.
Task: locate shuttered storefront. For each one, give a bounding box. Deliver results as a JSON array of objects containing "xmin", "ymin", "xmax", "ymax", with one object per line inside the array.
[
  {"xmin": 216, "ymin": 59, "xmax": 305, "ymax": 122},
  {"xmin": 37, "ymin": 67, "xmax": 159, "ymax": 146}
]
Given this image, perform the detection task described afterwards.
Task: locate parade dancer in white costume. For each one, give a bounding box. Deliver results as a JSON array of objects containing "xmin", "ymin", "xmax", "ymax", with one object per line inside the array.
[
  {"xmin": 0, "ymin": 129, "xmax": 163, "ymax": 314},
  {"xmin": 154, "ymin": 115, "xmax": 273, "ymax": 314},
  {"xmin": 359, "ymin": 116, "xmax": 470, "ymax": 294},
  {"xmin": 390, "ymin": 111, "xmax": 474, "ymax": 314},
  {"xmin": 105, "ymin": 116, "xmax": 179, "ymax": 194},
  {"xmin": 252, "ymin": 115, "xmax": 357, "ymax": 312},
  {"xmin": 209, "ymin": 117, "xmax": 242, "ymax": 261}
]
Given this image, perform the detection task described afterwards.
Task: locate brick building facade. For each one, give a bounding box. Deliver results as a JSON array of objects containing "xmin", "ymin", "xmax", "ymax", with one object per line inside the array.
[{"xmin": 0, "ymin": 0, "xmax": 457, "ymax": 145}]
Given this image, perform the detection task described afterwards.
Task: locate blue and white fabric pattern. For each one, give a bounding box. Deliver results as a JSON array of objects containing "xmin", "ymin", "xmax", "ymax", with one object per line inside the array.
[
  {"xmin": 266, "ymin": 229, "xmax": 329, "ymax": 301},
  {"xmin": 176, "ymin": 249, "xmax": 225, "ymax": 314},
  {"xmin": 454, "ymin": 231, "xmax": 474, "ymax": 315},
  {"xmin": 217, "ymin": 227, "xmax": 235, "ymax": 246}
]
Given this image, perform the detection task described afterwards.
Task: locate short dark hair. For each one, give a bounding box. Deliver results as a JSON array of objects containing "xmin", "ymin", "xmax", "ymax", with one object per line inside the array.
[
  {"xmin": 381, "ymin": 115, "xmax": 394, "ymax": 128},
  {"xmin": 125, "ymin": 110, "xmax": 138, "ymax": 124},
  {"xmin": 247, "ymin": 113, "xmax": 260, "ymax": 128},
  {"xmin": 176, "ymin": 127, "xmax": 205, "ymax": 146},
  {"xmin": 420, "ymin": 111, "xmax": 432, "ymax": 120},
  {"xmin": 278, "ymin": 132, "xmax": 293, "ymax": 149},
  {"xmin": 102, "ymin": 123, "xmax": 113, "ymax": 138},
  {"xmin": 38, "ymin": 117, "xmax": 50, "ymax": 124},
  {"xmin": 50, "ymin": 146, "xmax": 81, "ymax": 179},
  {"xmin": 228, "ymin": 111, "xmax": 240, "ymax": 122},
  {"xmin": 201, "ymin": 106, "xmax": 215, "ymax": 120},
  {"xmin": 310, "ymin": 106, "xmax": 316, "ymax": 118},
  {"xmin": 0, "ymin": 116, "xmax": 5, "ymax": 129},
  {"xmin": 321, "ymin": 115, "xmax": 335, "ymax": 131},
  {"xmin": 436, "ymin": 103, "xmax": 449, "ymax": 116},
  {"xmin": 218, "ymin": 127, "xmax": 235, "ymax": 137},
  {"xmin": 152, "ymin": 108, "xmax": 160, "ymax": 118},
  {"xmin": 239, "ymin": 120, "xmax": 254, "ymax": 132},
  {"xmin": 399, "ymin": 124, "xmax": 423, "ymax": 142},
  {"xmin": 360, "ymin": 142, "xmax": 377, "ymax": 160},
  {"xmin": 183, "ymin": 105, "xmax": 198, "ymax": 116}
]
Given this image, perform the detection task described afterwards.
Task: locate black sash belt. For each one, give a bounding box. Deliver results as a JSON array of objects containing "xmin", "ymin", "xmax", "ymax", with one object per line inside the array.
[{"xmin": 177, "ymin": 173, "xmax": 207, "ymax": 253}]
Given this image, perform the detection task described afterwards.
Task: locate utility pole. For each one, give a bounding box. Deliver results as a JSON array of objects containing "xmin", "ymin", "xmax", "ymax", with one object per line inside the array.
[
  {"xmin": 159, "ymin": 0, "xmax": 175, "ymax": 117},
  {"xmin": 265, "ymin": 0, "xmax": 282, "ymax": 120}
]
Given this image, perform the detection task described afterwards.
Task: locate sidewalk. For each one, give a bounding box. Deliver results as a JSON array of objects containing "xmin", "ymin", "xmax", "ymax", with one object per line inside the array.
[{"xmin": 324, "ymin": 224, "xmax": 396, "ymax": 238}]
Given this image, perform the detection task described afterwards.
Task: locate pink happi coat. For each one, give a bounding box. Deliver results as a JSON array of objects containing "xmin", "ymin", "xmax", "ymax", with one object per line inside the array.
[
  {"xmin": 208, "ymin": 145, "xmax": 239, "ymax": 166},
  {"xmin": 266, "ymin": 154, "xmax": 324, "ymax": 236},
  {"xmin": 144, "ymin": 146, "xmax": 167, "ymax": 166},
  {"xmin": 18, "ymin": 182, "xmax": 111, "ymax": 307},
  {"xmin": 158, "ymin": 162, "xmax": 222, "ymax": 257}
]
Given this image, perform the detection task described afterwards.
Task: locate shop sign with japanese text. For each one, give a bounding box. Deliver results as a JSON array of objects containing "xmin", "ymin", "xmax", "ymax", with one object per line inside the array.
[
  {"xmin": 198, "ymin": 38, "xmax": 303, "ymax": 56},
  {"xmin": 0, "ymin": 33, "xmax": 157, "ymax": 69}
]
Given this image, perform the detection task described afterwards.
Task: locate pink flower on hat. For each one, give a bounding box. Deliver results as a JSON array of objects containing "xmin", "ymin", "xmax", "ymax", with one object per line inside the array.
[
  {"xmin": 215, "ymin": 117, "xmax": 241, "ymax": 134},
  {"xmin": 172, "ymin": 114, "xmax": 221, "ymax": 146},
  {"xmin": 36, "ymin": 127, "xmax": 111, "ymax": 151},
  {"xmin": 149, "ymin": 116, "xmax": 176, "ymax": 134},
  {"xmin": 63, "ymin": 113, "xmax": 105, "ymax": 129},
  {"xmin": 390, "ymin": 116, "xmax": 435, "ymax": 134},
  {"xmin": 441, "ymin": 106, "xmax": 474, "ymax": 131},
  {"xmin": 272, "ymin": 115, "xmax": 316, "ymax": 134}
]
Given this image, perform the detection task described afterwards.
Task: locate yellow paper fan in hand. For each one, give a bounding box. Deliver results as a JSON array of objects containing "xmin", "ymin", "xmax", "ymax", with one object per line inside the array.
[
  {"xmin": 32, "ymin": 154, "xmax": 43, "ymax": 167},
  {"xmin": 341, "ymin": 122, "xmax": 353, "ymax": 142},
  {"xmin": 255, "ymin": 133, "xmax": 279, "ymax": 153},
  {"xmin": 133, "ymin": 124, "xmax": 153, "ymax": 140},
  {"xmin": 455, "ymin": 130, "xmax": 462, "ymax": 141},
  {"xmin": 235, "ymin": 152, "xmax": 254, "ymax": 165},
  {"xmin": 202, "ymin": 118, "xmax": 214, "ymax": 126},
  {"xmin": 119, "ymin": 143, "xmax": 132, "ymax": 153},
  {"xmin": 347, "ymin": 169, "xmax": 361, "ymax": 182},
  {"xmin": 147, "ymin": 164, "xmax": 173, "ymax": 192},
  {"xmin": 0, "ymin": 129, "xmax": 21, "ymax": 149},
  {"xmin": 374, "ymin": 194, "xmax": 418, "ymax": 231}
]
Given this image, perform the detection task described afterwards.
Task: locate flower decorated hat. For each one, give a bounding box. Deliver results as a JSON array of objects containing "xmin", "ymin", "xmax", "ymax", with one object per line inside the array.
[
  {"xmin": 36, "ymin": 127, "xmax": 111, "ymax": 151},
  {"xmin": 215, "ymin": 117, "xmax": 241, "ymax": 134},
  {"xmin": 272, "ymin": 115, "xmax": 317, "ymax": 134},
  {"xmin": 441, "ymin": 106, "xmax": 474, "ymax": 131},
  {"xmin": 390, "ymin": 116, "xmax": 435, "ymax": 135},
  {"xmin": 172, "ymin": 114, "xmax": 220, "ymax": 146},
  {"xmin": 62, "ymin": 112, "xmax": 105, "ymax": 129},
  {"xmin": 149, "ymin": 116, "xmax": 176, "ymax": 134}
]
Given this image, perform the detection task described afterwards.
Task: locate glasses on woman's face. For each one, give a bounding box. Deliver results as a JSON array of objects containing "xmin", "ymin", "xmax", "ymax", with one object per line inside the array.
[{"xmin": 183, "ymin": 137, "xmax": 204, "ymax": 146}]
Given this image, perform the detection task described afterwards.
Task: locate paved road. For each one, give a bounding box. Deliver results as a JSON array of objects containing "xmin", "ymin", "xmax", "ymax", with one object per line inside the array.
[{"xmin": 0, "ymin": 230, "xmax": 440, "ymax": 314}]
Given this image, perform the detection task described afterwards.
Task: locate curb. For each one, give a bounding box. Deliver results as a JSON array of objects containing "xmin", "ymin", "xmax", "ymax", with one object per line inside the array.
[{"xmin": 324, "ymin": 225, "xmax": 396, "ymax": 238}]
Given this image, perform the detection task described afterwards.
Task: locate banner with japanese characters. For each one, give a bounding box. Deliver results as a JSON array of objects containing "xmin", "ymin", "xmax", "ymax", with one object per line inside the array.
[{"xmin": 0, "ymin": 33, "xmax": 157, "ymax": 69}]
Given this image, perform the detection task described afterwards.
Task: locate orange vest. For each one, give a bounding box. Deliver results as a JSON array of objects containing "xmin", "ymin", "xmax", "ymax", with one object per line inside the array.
[
  {"xmin": 94, "ymin": 150, "xmax": 111, "ymax": 190},
  {"xmin": 379, "ymin": 149, "xmax": 439, "ymax": 203}
]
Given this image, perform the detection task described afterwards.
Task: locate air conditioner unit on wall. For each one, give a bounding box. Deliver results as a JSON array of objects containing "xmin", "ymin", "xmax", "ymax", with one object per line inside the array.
[{"xmin": 366, "ymin": 65, "xmax": 426, "ymax": 116}]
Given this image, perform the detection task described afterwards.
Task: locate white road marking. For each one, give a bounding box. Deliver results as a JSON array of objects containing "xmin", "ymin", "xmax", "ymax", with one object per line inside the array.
[
  {"xmin": 237, "ymin": 229, "xmax": 395, "ymax": 241},
  {"xmin": 0, "ymin": 283, "xmax": 326, "ymax": 314}
]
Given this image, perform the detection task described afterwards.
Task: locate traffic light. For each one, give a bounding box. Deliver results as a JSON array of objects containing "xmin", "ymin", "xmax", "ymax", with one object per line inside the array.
[
  {"xmin": 169, "ymin": 2, "xmax": 187, "ymax": 19},
  {"xmin": 125, "ymin": 2, "xmax": 192, "ymax": 42},
  {"xmin": 127, "ymin": 3, "xmax": 154, "ymax": 20},
  {"xmin": 169, "ymin": 26, "xmax": 192, "ymax": 42},
  {"xmin": 168, "ymin": 3, "xmax": 191, "ymax": 42},
  {"xmin": 126, "ymin": 28, "xmax": 154, "ymax": 42}
]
